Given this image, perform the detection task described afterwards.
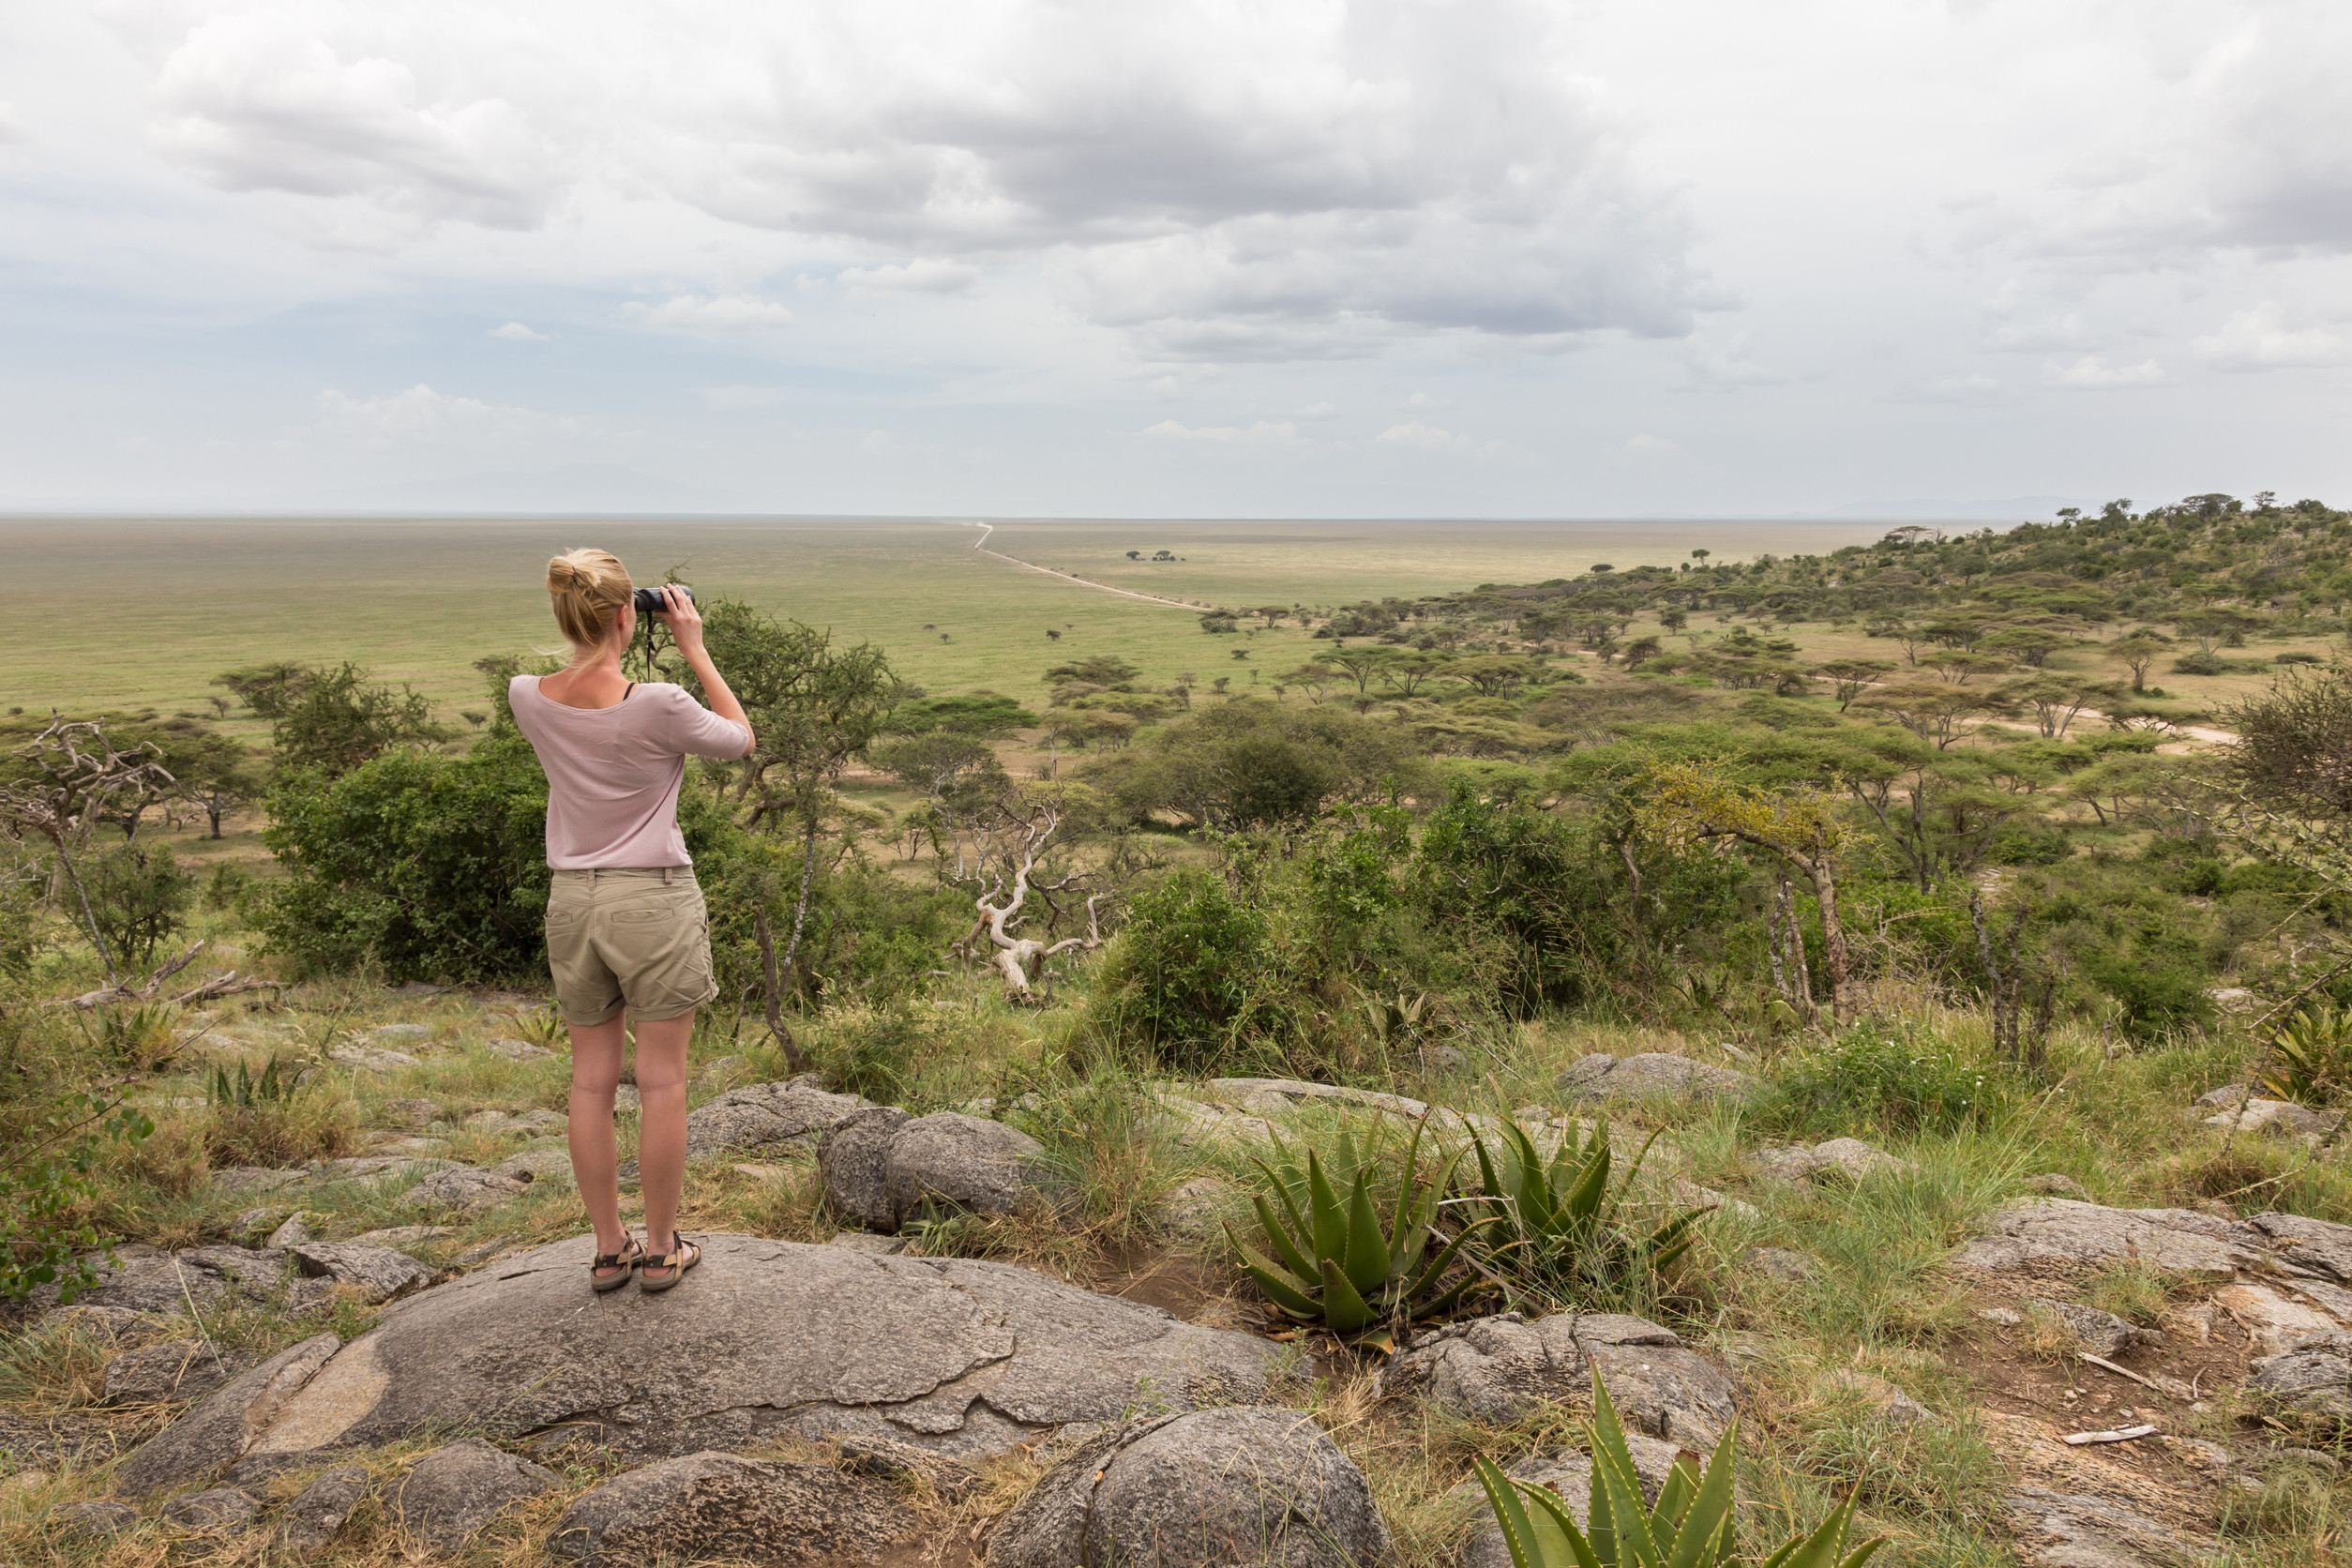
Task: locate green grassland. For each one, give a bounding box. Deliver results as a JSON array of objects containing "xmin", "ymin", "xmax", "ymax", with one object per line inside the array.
[{"xmin": 3, "ymin": 515, "xmax": 1893, "ymax": 727}]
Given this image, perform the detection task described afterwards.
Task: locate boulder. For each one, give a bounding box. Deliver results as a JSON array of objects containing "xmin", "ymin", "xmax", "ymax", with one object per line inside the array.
[
  {"xmin": 2202, "ymin": 1098, "xmax": 2342, "ymax": 1138},
  {"xmin": 2030, "ymin": 1300, "xmax": 2161, "ymax": 1360},
  {"xmin": 1556, "ymin": 1053, "xmax": 1761, "ymax": 1105},
  {"xmin": 1742, "ymin": 1247, "xmax": 1819, "ymax": 1284},
  {"xmin": 330, "ymin": 1047, "xmax": 420, "ymax": 1071},
  {"xmin": 2250, "ymin": 1332, "xmax": 2352, "ymax": 1421},
  {"xmin": 2003, "ymin": 1487, "xmax": 2208, "ymax": 1568},
  {"xmin": 103, "ymin": 1340, "xmax": 242, "ymax": 1405},
  {"xmin": 492, "ymin": 1146, "xmax": 577, "ymax": 1183},
  {"xmin": 1756, "ymin": 1138, "xmax": 1915, "ymax": 1186},
  {"xmin": 1457, "ymin": 1431, "xmax": 1688, "ymax": 1568},
  {"xmin": 2241, "ymin": 1212, "xmax": 2352, "ymax": 1282},
  {"xmin": 987, "ymin": 1408, "xmax": 1389, "ymax": 1568},
  {"xmin": 2212, "ymin": 1282, "xmax": 2344, "ymax": 1357},
  {"xmin": 161, "ymin": 1486, "xmax": 262, "ymax": 1533},
  {"xmin": 56, "ymin": 1499, "xmax": 140, "ymax": 1537},
  {"xmin": 486, "ymin": 1037, "xmax": 556, "ymax": 1061},
  {"xmin": 1378, "ymin": 1312, "xmax": 1736, "ymax": 1447},
  {"xmin": 1207, "ymin": 1076, "xmax": 1439, "ymax": 1121},
  {"xmin": 817, "ymin": 1106, "xmax": 911, "ymax": 1229},
  {"xmin": 114, "ymin": 1333, "xmax": 341, "ymax": 1497},
  {"xmin": 275, "ymin": 1465, "xmax": 370, "ymax": 1553},
  {"xmin": 59, "ymin": 1246, "xmax": 285, "ymax": 1315},
  {"xmin": 1951, "ymin": 1199, "xmax": 2263, "ymax": 1279},
  {"xmin": 404, "ymin": 1165, "xmax": 530, "ymax": 1214},
  {"xmin": 265, "ymin": 1213, "xmax": 317, "ymax": 1248},
  {"xmin": 1158, "ymin": 1175, "xmax": 1236, "ymax": 1239},
  {"xmin": 548, "ymin": 1451, "xmax": 913, "ymax": 1565},
  {"xmin": 619, "ymin": 1076, "xmax": 870, "ymax": 1183},
  {"xmin": 882, "ymin": 1112, "xmax": 1059, "ymax": 1229},
  {"xmin": 1823, "ymin": 1368, "xmax": 1932, "ymax": 1425},
  {"xmin": 394, "ymin": 1437, "xmax": 558, "ymax": 1550},
  {"xmin": 2194, "ymin": 1083, "xmax": 2253, "ymax": 1108},
  {"xmin": 380, "ymin": 1098, "xmax": 440, "ymax": 1128},
  {"xmin": 292, "ymin": 1243, "xmax": 435, "ymax": 1305},
  {"xmin": 209, "ymin": 1234, "xmax": 1295, "ymax": 1467}
]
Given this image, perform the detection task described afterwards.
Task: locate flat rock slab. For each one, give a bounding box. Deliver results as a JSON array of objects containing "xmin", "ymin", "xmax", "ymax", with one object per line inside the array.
[
  {"xmin": 549, "ymin": 1451, "xmax": 914, "ymax": 1565},
  {"xmin": 486, "ymin": 1037, "xmax": 557, "ymax": 1061},
  {"xmin": 276, "ymin": 1465, "xmax": 370, "ymax": 1553},
  {"xmin": 405, "ymin": 1165, "xmax": 530, "ymax": 1214},
  {"xmin": 1756, "ymin": 1138, "xmax": 1916, "ymax": 1185},
  {"xmin": 330, "ymin": 1047, "xmax": 421, "ymax": 1071},
  {"xmin": 191, "ymin": 1234, "xmax": 1293, "ymax": 1468},
  {"xmin": 2004, "ymin": 1486, "xmax": 2207, "ymax": 1568},
  {"xmin": 2202, "ymin": 1098, "xmax": 2341, "ymax": 1138},
  {"xmin": 293, "ymin": 1243, "xmax": 435, "ymax": 1305},
  {"xmin": 621, "ymin": 1076, "xmax": 870, "ymax": 1182},
  {"xmin": 115, "ymin": 1333, "xmax": 341, "ymax": 1497},
  {"xmin": 1557, "ymin": 1053, "xmax": 1761, "ymax": 1105},
  {"xmin": 395, "ymin": 1437, "xmax": 558, "ymax": 1550},
  {"xmin": 2251, "ymin": 1331, "xmax": 2352, "ymax": 1421},
  {"xmin": 103, "ymin": 1340, "xmax": 245, "ymax": 1405},
  {"xmin": 53, "ymin": 1246, "xmax": 287, "ymax": 1314},
  {"xmin": 1952, "ymin": 1199, "xmax": 2266, "ymax": 1279},
  {"xmin": 988, "ymin": 1408, "xmax": 1390, "ymax": 1568},
  {"xmin": 1378, "ymin": 1312, "xmax": 1737, "ymax": 1447}
]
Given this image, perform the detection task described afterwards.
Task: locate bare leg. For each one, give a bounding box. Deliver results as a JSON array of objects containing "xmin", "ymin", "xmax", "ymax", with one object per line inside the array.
[
  {"xmin": 631, "ymin": 1009, "xmax": 695, "ymax": 1255},
  {"xmin": 566, "ymin": 1016, "xmax": 629, "ymax": 1264}
]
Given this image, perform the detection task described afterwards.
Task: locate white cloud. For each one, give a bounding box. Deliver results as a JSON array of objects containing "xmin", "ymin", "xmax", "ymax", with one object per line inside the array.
[
  {"xmin": 1295, "ymin": 401, "xmax": 1339, "ymax": 419},
  {"xmin": 1681, "ymin": 334, "xmax": 1787, "ymax": 388},
  {"xmin": 1377, "ymin": 420, "xmax": 1501, "ymax": 456},
  {"xmin": 1141, "ymin": 419, "xmax": 1298, "ymax": 445},
  {"xmin": 309, "ymin": 384, "xmax": 493, "ymax": 446},
  {"xmin": 838, "ymin": 259, "xmax": 979, "ymax": 294},
  {"xmin": 1400, "ymin": 392, "xmax": 1445, "ymax": 412},
  {"xmin": 490, "ymin": 321, "xmax": 546, "ymax": 340},
  {"xmin": 2192, "ymin": 303, "xmax": 2350, "ymax": 371},
  {"xmin": 1984, "ymin": 312, "xmax": 2096, "ymax": 354},
  {"xmin": 2042, "ymin": 355, "xmax": 2167, "ymax": 389},
  {"xmin": 0, "ymin": 99, "xmax": 30, "ymax": 145},
  {"xmin": 1881, "ymin": 374, "xmax": 2005, "ymax": 404},
  {"xmin": 624, "ymin": 294, "xmax": 793, "ymax": 336},
  {"xmin": 1625, "ymin": 432, "xmax": 1680, "ymax": 455},
  {"xmin": 149, "ymin": 15, "xmax": 556, "ymax": 230}
]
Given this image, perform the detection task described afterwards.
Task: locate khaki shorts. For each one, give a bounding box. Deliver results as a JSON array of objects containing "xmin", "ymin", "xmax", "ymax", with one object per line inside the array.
[{"xmin": 545, "ymin": 867, "xmax": 717, "ymax": 1026}]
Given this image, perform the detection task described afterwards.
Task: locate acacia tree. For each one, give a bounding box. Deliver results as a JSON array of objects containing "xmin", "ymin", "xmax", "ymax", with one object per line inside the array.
[
  {"xmin": 1635, "ymin": 759, "xmax": 1857, "ymax": 1020},
  {"xmin": 2106, "ymin": 632, "xmax": 2170, "ymax": 692},
  {"xmin": 214, "ymin": 663, "xmax": 448, "ymax": 775},
  {"xmin": 0, "ymin": 717, "xmax": 173, "ymax": 986}
]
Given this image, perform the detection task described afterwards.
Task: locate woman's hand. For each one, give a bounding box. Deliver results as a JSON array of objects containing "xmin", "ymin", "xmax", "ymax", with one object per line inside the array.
[{"xmin": 658, "ymin": 584, "xmax": 706, "ymax": 657}]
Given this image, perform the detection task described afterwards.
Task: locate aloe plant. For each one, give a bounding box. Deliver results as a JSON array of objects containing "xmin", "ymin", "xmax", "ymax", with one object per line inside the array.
[
  {"xmin": 1461, "ymin": 1116, "xmax": 1701, "ymax": 1308},
  {"xmin": 1227, "ymin": 1118, "xmax": 1492, "ymax": 1340},
  {"xmin": 209, "ymin": 1054, "xmax": 297, "ymax": 1109},
  {"xmin": 1475, "ymin": 1370, "xmax": 1885, "ymax": 1568},
  {"xmin": 2261, "ymin": 1003, "xmax": 2352, "ymax": 1106}
]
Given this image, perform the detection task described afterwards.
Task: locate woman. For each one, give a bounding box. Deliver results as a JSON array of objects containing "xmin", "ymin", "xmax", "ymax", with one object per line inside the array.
[{"xmin": 509, "ymin": 550, "xmax": 754, "ymax": 1293}]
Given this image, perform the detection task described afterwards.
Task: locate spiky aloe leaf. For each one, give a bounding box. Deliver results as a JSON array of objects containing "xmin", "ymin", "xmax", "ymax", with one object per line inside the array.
[
  {"xmin": 1229, "ymin": 1231, "xmax": 1321, "ymax": 1319},
  {"xmin": 1250, "ymin": 1193, "xmax": 1318, "ymax": 1283},
  {"xmin": 1306, "ymin": 1152, "xmax": 1349, "ymax": 1265},
  {"xmin": 1664, "ymin": 1425, "xmax": 1741, "ymax": 1568},
  {"xmin": 1317, "ymin": 1257, "xmax": 1376, "ymax": 1334},
  {"xmin": 1512, "ymin": 1474, "xmax": 1604, "ymax": 1568},
  {"xmin": 1342, "ymin": 1170, "xmax": 1390, "ymax": 1293},
  {"xmin": 1475, "ymin": 1457, "xmax": 1597, "ymax": 1568},
  {"xmin": 1772, "ymin": 1492, "xmax": 1884, "ymax": 1568}
]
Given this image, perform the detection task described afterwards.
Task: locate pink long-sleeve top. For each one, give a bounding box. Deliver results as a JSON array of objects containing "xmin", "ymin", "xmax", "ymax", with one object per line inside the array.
[{"xmin": 509, "ymin": 677, "xmax": 749, "ymax": 869}]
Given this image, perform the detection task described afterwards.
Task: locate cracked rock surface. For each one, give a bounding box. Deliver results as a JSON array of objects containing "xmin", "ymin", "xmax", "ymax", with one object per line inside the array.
[
  {"xmin": 988, "ymin": 1408, "xmax": 1390, "ymax": 1568},
  {"xmin": 128, "ymin": 1234, "xmax": 1291, "ymax": 1473},
  {"xmin": 1377, "ymin": 1312, "xmax": 1737, "ymax": 1446},
  {"xmin": 549, "ymin": 1451, "xmax": 914, "ymax": 1565}
]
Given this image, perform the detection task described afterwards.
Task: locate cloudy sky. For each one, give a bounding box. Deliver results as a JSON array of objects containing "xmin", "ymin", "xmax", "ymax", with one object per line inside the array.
[{"xmin": 3, "ymin": 0, "xmax": 2347, "ymax": 517}]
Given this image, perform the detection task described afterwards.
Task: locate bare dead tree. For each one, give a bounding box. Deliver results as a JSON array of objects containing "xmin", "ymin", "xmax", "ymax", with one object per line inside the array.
[
  {"xmin": 1968, "ymin": 887, "xmax": 2058, "ymax": 1077},
  {"xmin": 0, "ymin": 716, "xmax": 174, "ymax": 988},
  {"xmin": 59, "ymin": 938, "xmax": 285, "ymax": 1011},
  {"xmin": 954, "ymin": 799, "xmax": 1112, "ymax": 1002}
]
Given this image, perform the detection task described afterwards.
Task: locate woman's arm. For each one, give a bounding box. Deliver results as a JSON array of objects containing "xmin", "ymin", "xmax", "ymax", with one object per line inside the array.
[{"xmin": 658, "ymin": 586, "xmax": 757, "ymax": 756}]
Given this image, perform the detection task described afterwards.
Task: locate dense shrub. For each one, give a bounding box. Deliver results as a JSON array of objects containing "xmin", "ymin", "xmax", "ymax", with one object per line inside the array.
[
  {"xmin": 2081, "ymin": 936, "xmax": 2217, "ymax": 1042},
  {"xmin": 1086, "ymin": 867, "xmax": 1290, "ymax": 1067},
  {"xmin": 2, "ymin": 1092, "xmax": 155, "ymax": 1304},
  {"xmin": 257, "ymin": 732, "xmax": 556, "ymax": 982},
  {"xmin": 82, "ymin": 839, "xmax": 193, "ymax": 972}
]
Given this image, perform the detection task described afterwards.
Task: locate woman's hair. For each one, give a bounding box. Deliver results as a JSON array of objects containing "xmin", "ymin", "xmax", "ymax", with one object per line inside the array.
[{"xmin": 546, "ymin": 549, "xmax": 633, "ymax": 649}]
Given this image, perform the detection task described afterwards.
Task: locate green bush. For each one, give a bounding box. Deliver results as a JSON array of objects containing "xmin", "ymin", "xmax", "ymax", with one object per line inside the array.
[
  {"xmin": 1, "ymin": 1093, "xmax": 154, "ymax": 1304},
  {"xmin": 1086, "ymin": 867, "xmax": 1290, "ymax": 1068},
  {"xmin": 2171, "ymin": 648, "xmax": 2232, "ymax": 677},
  {"xmin": 1768, "ymin": 1026, "xmax": 1997, "ymax": 1136},
  {"xmin": 203, "ymin": 860, "xmax": 255, "ymax": 912},
  {"xmin": 2081, "ymin": 943, "xmax": 2215, "ymax": 1042},
  {"xmin": 257, "ymin": 732, "xmax": 554, "ymax": 982},
  {"xmin": 82, "ymin": 838, "xmax": 193, "ymax": 972}
]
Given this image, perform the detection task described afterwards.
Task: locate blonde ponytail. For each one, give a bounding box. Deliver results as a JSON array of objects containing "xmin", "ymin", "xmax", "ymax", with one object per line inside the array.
[{"xmin": 546, "ymin": 549, "xmax": 633, "ymax": 650}]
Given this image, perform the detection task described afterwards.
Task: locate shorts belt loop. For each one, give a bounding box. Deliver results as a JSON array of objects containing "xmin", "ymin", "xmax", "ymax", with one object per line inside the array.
[{"xmin": 663, "ymin": 866, "xmax": 675, "ymax": 884}]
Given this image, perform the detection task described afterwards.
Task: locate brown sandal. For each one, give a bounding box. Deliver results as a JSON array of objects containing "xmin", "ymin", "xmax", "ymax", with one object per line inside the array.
[
  {"xmin": 590, "ymin": 1233, "xmax": 643, "ymax": 1292},
  {"xmin": 639, "ymin": 1233, "xmax": 700, "ymax": 1293}
]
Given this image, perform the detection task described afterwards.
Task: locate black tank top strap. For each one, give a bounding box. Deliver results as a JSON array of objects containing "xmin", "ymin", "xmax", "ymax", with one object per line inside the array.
[{"xmin": 623, "ymin": 683, "xmax": 636, "ymax": 701}]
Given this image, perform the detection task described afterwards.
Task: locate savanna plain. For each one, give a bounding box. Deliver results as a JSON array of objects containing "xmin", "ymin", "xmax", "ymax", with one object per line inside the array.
[{"xmin": 9, "ymin": 497, "xmax": 2352, "ymax": 1568}]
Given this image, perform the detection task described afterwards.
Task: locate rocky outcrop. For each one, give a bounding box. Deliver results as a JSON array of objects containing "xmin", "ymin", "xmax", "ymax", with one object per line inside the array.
[
  {"xmin": 103, "ymin": 1340, "xmax": 244, "ymax": 1405},
  {"xmin": 1556, "ymin": 1054, "xmax": 1760, "ymax": 1105},
  {"xmin": 2004, "ymin": 1487, "xmax": 2207, "ymax": 1568},
  {"xmin": 129, "ymin": 1235, "xmax": 1291, "ymax": 1471},
  {"xmin": 292, "ymin": 1243, "xmax": 434, "ymax": 1305},
  {"xmin": 548, "ymin": 1452, "xmax": 914, "ymax": 1565},
  {"xmin": 1377, "ymin": 1312, "xmax": 1737, "ymax": 1446},
  {"xmin": 114, "ymin": 1333, "xmax": 340, "ymax": 1497},
  {"xmin": 394, "ymin": 1438, "xmax": 558, "ymax": 1550},
  {"xmin": 987, "ymin": 1408, "xmax": 1389, "ymax": 1568},
  {"xmin": 1755, "ymin": 1138, "xmax": 1915, "ymax": 1185},
  {"xmin": 161, "ymin": 1486, "xmax": 262, "ymax": 1534},
  {"xmin": 1952, "ymin": 1199, "xmax": 2265, "ymax": 1279},
  {"xmin": 404, "ymin": 1165, "xmax": 530, "ymax": 1214},
  {"xmin": 819, "ymin": 1109, "xmax": 1062, "ymax": 1233},
  {"xmin": 2031, "ymin": 1300, "xmax": 2161, "ymax": 1359},
  {"xmin": 275, "ymin": 1465, "xmax": 370, "ymax": 1553},
  {"xmin": 1822, "ymin": 1368, "xmax": 1932, "ymax": 1425},
  {"xmin": 2250, "ymin": 1332, "xmax": 2352, "ymax": 1422},
  {"xmin": 2202, "ymin": 1098, "xmax": 2342, "ymax": 1138},
  {"xmin": 618, "ymin": 1076, "xmax": 870, "ymax": 1182}
]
